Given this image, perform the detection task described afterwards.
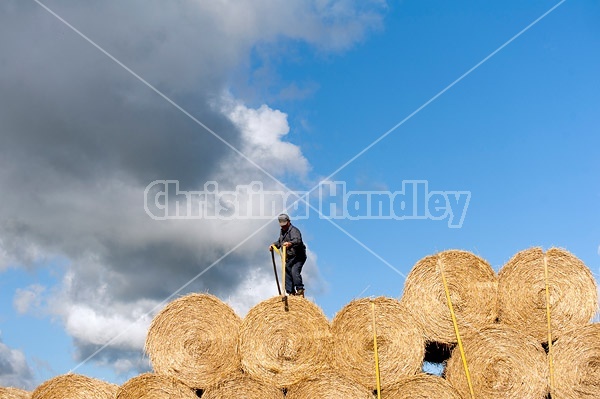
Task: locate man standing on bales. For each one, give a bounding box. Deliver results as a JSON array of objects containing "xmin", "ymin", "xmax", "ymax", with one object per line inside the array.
[{"xmin": 270, "ymin": 213, "xmax": 307, "ymax": 297}]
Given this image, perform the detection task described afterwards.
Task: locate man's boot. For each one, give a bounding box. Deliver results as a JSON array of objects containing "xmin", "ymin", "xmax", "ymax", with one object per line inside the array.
[{"xmin": 296, "ymin": 289, "xmax": 305, "ymax": 298}]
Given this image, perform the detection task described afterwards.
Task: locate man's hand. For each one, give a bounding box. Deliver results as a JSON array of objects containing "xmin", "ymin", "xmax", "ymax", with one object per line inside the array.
[
  {"xmin": 283, "ymin": 242, "xmax": 292, "ymax": 248},
  {"xmin": 269, "ymin": 245, "xmax": 274, "ymax": 252}
]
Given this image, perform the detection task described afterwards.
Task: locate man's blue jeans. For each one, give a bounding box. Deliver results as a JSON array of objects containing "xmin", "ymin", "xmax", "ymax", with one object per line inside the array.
[{"xmin": 285, "ymin": 256, "xmax": 306, "ymax": 294}]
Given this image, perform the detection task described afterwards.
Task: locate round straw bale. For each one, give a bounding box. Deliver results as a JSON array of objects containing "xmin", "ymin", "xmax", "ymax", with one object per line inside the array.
[
  {"xmin": 31, "ymin": 374, "xmax": 117, "ymax": 399},
  {"xmin": 331, "ymin": 297, "xmax": 424, "ymax": 390},
  {"xmin": 239, "ymin": 295, "xmax": 331, "ymax": 388},
  {"xmin": 0, "ymin": 387, "xmax": 31, "ymax": 399},
  {"xmin": 399, "ymin": 250, "xmax": 498, "ymax": 344},
  {"xmin": 381, "ymin": 374, "xmax": 462, "ymax": 399},
  {"xmin": 116, "ymin": 373, "xmax": 197, "ymax": 399},
  {"xmin": 498, "ymin": 247, "xmax": 598, "ymax": 342},
  {"xmin": 202, "ymin": 373, "xmax": 284, "ymax": 399},
  {"xmin": 286, "ymin": 370, "xmax": 374, "ymax": 399},
  {"xmin": 145, "ymin": 293, "xmax": 242, "ymax": 388},
  {"xmin": 553, "ymin": 323, "xmax": 600, "ymax": 399},
  {"xmin": 445, "ymin": 325, "xmax": 548, "ymax": 399}
]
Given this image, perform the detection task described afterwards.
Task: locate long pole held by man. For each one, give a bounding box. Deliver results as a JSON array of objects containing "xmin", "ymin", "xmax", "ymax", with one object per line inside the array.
[{"xmin": 269, "ymin": 213, "xmax": 307, "ymax": 297}]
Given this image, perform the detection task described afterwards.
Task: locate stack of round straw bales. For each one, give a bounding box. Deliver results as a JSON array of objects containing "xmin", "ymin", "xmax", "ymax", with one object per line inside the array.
[
  {"xmin": 0, "ymin": 387, "xmax": 31, "ymax": 399},
  {"xmin": 145, "ymin": 293, "xmax": 242, "ymax": 389},
  {"xmin": 398, "ymin": 247, "xmax": 597, "ymax": 399},
  {"xmin": 31, "ymin": 374, "xmax": 117, "ymax": 399},
  {"xmin": 23, "ymin": 246, "xmax": 599, "ymax": 398}
]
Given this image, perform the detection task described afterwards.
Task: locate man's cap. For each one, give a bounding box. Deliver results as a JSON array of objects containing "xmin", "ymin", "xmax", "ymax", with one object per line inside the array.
[{"xmin": 278, "ymin": 213, "xmax": 290, "ymax": 225}]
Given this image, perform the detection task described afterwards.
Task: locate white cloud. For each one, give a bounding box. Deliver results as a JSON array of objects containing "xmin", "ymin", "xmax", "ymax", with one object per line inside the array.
[
  {"xmin": 225, "ymin": 267, "xmax": 282, "ymax": 317},
  {"xmin": 63, "ymin": 304, "xmax": 149, "ymax": 351},
  {"xmin": 13, "ymin": 285, "xmax": 46, "ymax": 315},
  {"xmin": 223, "ymin": 97, "xmax": 310, "ymax": 178}
]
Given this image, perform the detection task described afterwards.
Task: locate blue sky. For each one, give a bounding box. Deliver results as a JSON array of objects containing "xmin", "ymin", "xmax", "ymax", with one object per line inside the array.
[{"xmin": 0, "ymin": 0, "xmax": 598, "ymax": 390}]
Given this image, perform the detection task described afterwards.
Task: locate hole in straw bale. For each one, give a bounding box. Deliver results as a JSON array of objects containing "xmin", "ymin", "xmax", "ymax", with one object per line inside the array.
[
  {"xmin": 541, "ymin": 339, "xmax": 558, "ymax": 353},
  {"xmin": 424, "ymin": 341, "xmax": 454, "ymax": 363},
  {"xmin": 195, "ymin": 388, "xmax": 203, "ymax": 397}
]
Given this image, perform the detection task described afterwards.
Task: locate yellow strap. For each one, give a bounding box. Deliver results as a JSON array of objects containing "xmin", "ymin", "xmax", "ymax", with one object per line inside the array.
[
  {"xmin": 543, "ymin": 253, "xmax": 555, "ymax": 394},
  {"xmin": 271, "ymin": 244, "xmax": 280, "ymax": 256},
  {"xmin": 438, "ymin": 258, "xmax": 475, "ymax": 399},
  {"xmin": 371, "ymin": 301, "xmax": 382, "ymax": 399}
]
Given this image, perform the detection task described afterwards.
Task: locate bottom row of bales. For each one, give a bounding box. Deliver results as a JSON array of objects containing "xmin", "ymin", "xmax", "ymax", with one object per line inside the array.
[
  {"xmin": 1, "ymin": 371, "xmax": 467, "ymax": 399},
  {"xmin": 5, "ymin": 247, "xmax": 600, "ymax": 399}
]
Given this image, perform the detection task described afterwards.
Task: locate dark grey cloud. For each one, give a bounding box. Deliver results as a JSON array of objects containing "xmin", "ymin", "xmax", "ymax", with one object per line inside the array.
[{"xmin": 0, "ymin": 1, "xmax": 239, "ymax": 187}]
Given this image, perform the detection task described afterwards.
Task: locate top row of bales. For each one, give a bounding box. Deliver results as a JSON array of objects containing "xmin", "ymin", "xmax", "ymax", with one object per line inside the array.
[{"xmin": 400, "ymin": 247, "xmax": 598, "ymax": 344}]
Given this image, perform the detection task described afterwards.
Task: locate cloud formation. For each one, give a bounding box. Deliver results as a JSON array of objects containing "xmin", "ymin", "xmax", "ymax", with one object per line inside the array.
[{"xmin": 0, "ymin": 0, "xmax": 385, "ymax": 381}]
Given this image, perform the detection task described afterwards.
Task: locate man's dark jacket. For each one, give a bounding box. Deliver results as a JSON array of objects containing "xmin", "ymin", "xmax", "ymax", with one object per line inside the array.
[{"xmin": 273, "ymin": 224, "xmax": 306, "ymax": 259}]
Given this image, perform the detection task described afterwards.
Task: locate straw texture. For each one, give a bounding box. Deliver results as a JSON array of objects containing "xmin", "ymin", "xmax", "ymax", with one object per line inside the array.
[
  {"xmin": 400, "ymin": 250, "xmax": 498, "ymax": 344},
  {"xmin": 331, "ymin": 297, "xmax": 424, "ymax": 390},
  {"xmin": 31, "ymin": 374, "xmax": 117, "ymax": 399},
  {"xmin": 381, "ymin": 374, "xmax": 462, "ymax": 399},
  {"xmin": 553, "ymin": 323, "xmax": 600, "ymax": 399},
  {"xmin": 498, "ymin": 247, "xmax": 598, "ymax": 342},
  {"xmin": 116, "ymin": 373, "xmax": 197, "ymax": 399},
  {"xmin": 145, "ymin": 293, "xmax": 242, "ymax": 388},
  {"xmin": 286, "ymin": 370, "xmax": 374, "ymax": 399},
  {"xmin": 239, "ymin": 295, "xmax": 331, "ymax": 388},
  {"xmin": 0, "ymin": 387, "xmax": 31, "ymax": 399},
  {"xmin": 202, "ymin": 373, "xmax": 284, "ymax": 399},
  {"xmin": 445, "ymin": 325, "xmax": 548, "ymax": 399}
]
